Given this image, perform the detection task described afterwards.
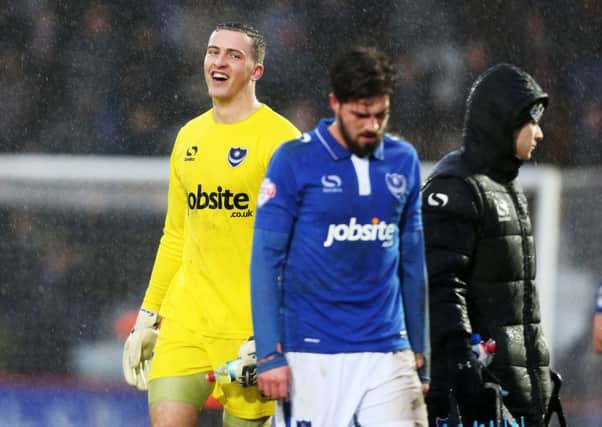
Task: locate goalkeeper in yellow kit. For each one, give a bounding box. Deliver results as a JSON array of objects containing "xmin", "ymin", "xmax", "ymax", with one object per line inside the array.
[{"xmin": 121, "ymin": 22, "xmax": 300, "ymax": 427}]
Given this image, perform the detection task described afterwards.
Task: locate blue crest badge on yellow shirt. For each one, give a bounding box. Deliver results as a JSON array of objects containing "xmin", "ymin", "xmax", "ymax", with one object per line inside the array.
[{"xmin": 228, "ymin": 147, "xmax": 248, "ymax": 167}]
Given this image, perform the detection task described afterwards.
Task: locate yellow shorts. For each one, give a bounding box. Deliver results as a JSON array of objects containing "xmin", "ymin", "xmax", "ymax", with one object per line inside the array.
[{"xmin": 149, "ymin": 317, "xmax": 274, "ymax": 420}]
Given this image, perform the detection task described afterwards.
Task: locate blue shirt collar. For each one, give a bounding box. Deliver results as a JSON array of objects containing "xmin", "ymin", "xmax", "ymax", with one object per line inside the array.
[{"xmin": 314, "ymin": 118, "xmax": 384, "ymax": 160}]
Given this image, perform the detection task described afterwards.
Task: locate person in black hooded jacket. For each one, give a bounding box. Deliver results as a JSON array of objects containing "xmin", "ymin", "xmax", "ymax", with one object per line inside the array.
[{"xmin": 422, "ymin": 63, "xmax": 553, "ymax": 427}]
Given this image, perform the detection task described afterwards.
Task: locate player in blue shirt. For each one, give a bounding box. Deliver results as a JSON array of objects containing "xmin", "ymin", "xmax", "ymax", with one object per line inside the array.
[{"xmin": 251, "ymin": 47, "xmax": 428, "ymax": 426}]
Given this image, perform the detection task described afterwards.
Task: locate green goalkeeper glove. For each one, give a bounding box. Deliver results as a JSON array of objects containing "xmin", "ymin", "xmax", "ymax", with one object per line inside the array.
[{"xmin": 122, "ymin": 308, "xmax": 160, "ymax": 391}]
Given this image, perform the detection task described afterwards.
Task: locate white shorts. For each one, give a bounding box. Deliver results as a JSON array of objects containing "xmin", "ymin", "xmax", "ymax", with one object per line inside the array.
[{"xmin": 273, "ymin": 350, "xmax": 427, "ymax": 427}]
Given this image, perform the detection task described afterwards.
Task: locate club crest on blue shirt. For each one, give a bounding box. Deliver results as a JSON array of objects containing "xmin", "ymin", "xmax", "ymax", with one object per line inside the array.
[
  {"xmin": 228, "ymin": 147, "xmax": 248, "ymax": 167},
  {"xmin": 385, "ymin": 173, "xmax": 406, "ymax": 199}
]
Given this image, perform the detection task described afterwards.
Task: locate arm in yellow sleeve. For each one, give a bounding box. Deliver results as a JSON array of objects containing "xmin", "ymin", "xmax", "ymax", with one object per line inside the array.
[{"xmin": 142, "ymin": 145, "xmax": 186, "ymax": 312}]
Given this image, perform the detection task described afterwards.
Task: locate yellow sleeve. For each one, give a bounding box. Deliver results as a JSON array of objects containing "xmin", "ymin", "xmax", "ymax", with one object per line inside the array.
[
  {"xmin": 262, "ymin": 113, "xmax": 301, "ymax": 168},
  {"xmin": 141, "ymin": 137, "xmax": 186, "ymax": 312}
]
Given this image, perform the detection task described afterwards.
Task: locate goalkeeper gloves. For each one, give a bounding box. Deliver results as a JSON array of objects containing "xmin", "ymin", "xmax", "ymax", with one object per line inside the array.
[
  {"xmin": 206, "ymin": 337, "xmax": 258, "ymax": 387},
  {"xmin": 235, "ymin": 336, "xmax": 258, "ymax": 387},
  {"xmin": 122, "ymin": 308, "xmax": 160, "ymax": 391}
]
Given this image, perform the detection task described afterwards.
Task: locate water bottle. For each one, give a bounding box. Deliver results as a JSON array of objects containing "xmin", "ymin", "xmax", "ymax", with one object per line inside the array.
[
  {"xmin": 470, "ymin": 333, "xmax": 496, "ymax": 367},
  {"xmin": 205, "ymin": 358, "xmax": 242, "ymax": 384},
  {"xmin": 205, "ymin": 356, "xmax": 257, "ymax": 386}
]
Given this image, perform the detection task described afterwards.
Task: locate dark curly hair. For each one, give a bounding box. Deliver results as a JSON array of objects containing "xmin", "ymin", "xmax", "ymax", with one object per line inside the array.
[{"xmin": 329, "ymin": 47, "xmax": 397, "ymax": 103}]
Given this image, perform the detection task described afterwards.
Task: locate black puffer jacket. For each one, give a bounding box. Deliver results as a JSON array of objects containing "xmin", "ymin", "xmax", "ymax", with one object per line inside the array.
[{"xmin": 423, "ymin": 64, "xmax": 551, "ymax": 426}]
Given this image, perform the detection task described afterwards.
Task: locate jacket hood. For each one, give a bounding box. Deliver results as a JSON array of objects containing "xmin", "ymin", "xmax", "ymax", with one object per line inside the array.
[{"xmin": 462, "ymin": 63, "xmax": 548, "ymax": 181}]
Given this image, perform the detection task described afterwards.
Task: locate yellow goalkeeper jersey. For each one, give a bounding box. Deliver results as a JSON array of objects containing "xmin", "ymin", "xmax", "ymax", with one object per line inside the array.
[{"xmin": 142, "ymin": 104, "xmax": 300, "ymax": 338}]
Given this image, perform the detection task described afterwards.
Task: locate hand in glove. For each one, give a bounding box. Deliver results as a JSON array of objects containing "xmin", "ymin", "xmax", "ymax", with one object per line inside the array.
[
  {"xmin": 446, "ymin": 335, "xmax": 492, "ymax": 425},
  {"xmin": 122, "ymin": 308, "xmax": 160, "ymax": 391},
  {"xmin": 447, "ymin": 336, "xmax": 484, "ymax": 403},
  {"xmin": 235, "ymin": 336, "xmax": 258, "ymax": 387}
]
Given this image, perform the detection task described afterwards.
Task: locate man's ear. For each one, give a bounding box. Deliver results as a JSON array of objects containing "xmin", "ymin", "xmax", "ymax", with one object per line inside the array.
[
  {"xmin": 251, "ymin": 64, "xmax": 264, "ymax": 81},
  {"xmin": 328, "ymin": 93, "xmax": 339, "ymax": 112}
]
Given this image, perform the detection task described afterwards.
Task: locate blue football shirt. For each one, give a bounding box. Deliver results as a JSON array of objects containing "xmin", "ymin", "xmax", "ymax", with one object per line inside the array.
[{"xmin": 251, "ymin": 118, "xmax": 427, "ymax": 366}]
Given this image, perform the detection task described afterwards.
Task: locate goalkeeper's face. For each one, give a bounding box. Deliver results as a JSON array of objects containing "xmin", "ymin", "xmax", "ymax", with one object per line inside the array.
[
  {"xmin": 329, "ymin": 94, "xmax": 390, "ymax": 158},
  {"xmin": 204, "ymin": 29, "xmax": 263, "ymax": 102}
]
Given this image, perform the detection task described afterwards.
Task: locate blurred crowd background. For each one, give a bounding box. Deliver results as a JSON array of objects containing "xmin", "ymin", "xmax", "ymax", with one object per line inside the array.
[
  {"xmin": 2, "ymin": 0, "xmax": 602, "ymax": 164},
  {"xmin": 2, "ymin": 1, "xmax": 602, "ymax": 425}
]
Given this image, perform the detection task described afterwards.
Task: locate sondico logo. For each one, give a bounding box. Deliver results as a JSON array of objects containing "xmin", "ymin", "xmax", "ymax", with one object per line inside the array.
[
  {"xmin": 323, "ymin": 217, "xmax": 397, "ymax": 248},
  {"xmin": 187, "ymin": 184, "xmax": 252, "ymax": 218}
]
